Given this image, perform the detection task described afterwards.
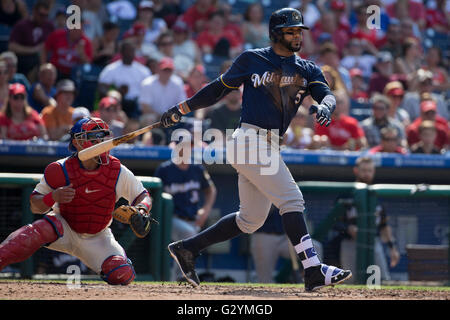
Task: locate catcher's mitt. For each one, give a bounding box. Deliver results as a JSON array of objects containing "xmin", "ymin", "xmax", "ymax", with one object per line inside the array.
[{"xmin": 113, "ymin": 204, "xmax": 158, "ymax": 238}]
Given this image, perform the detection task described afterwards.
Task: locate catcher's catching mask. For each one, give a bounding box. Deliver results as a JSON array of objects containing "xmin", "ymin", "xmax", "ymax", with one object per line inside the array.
[{"xmin": 69, "ymin": 117, "xmax": 112, "ymax": 165}]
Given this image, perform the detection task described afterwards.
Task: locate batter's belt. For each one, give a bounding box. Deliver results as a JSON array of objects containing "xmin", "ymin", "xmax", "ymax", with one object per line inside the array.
[{"xmin": 239, "ymin": 123, "xmax": 283, "ymax": 146}]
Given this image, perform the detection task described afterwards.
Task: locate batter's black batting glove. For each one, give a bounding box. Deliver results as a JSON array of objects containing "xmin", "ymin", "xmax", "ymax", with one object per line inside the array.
[
  {"xmin": 309, "ymin": 104, "xmax": 332, "ymax": 127},
  {"xmin": 161, "ymin": 106, "xmax": 183, "ymax": 128}
]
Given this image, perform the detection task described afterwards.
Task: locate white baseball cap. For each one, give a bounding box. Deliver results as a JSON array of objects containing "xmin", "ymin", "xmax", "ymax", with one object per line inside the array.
[{"xmin": 72, "ymin": 106, "xmax": 91, "ymax": 121}]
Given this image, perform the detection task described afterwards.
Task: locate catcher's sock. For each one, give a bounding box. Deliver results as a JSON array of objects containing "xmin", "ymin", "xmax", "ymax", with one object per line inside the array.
[
  {"xmin": 282, "ymin": 211, "xmax": 321, "ymax": 270},
  {"xmin": 182, "ymin": 212, "xmax": 242, "ymax": 256}
]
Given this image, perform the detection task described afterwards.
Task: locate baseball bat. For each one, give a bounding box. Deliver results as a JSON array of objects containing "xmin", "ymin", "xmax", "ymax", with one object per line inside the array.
[{"xmin": 78, "ymin": 114, "xmax": 180, "ymax": 161}]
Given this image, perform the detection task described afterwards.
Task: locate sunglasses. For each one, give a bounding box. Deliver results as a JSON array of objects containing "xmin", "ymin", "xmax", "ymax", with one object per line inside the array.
[
  {"xmin": 382, "ymin": 137, "xmax": 397, "ymax": 141},
  {"xmin": 12, "ymin": 94, "xmax": 25, "ymax": 100}
]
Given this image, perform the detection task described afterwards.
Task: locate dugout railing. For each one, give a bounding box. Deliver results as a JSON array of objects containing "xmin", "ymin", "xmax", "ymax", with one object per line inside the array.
[
  {"xmin": 0, "ymin": 173, "xmax": 173, "ymax": 281},
  {"xmin": 300, "ymin": 181, "xmax": 450, "ymax": 284}
]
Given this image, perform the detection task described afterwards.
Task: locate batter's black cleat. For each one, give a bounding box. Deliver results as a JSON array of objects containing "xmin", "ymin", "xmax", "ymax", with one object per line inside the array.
[
  {"xmin": 168, "ymin": 241, "xmax": 200, "ymax": 287},
  {"xmin": 304, "ymin": 264, "xmax": 352, "ymax": 292}
]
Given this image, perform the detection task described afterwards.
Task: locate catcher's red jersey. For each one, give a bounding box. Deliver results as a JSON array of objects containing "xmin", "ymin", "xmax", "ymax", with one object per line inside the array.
[{"xmin": 46, "ymin": 156, "xmax": 121, "ymax": 234}]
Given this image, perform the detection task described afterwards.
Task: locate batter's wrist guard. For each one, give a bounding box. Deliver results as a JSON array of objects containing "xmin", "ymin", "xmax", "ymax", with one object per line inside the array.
[{"xmin": 321, "ymin": 95, "xmax": 336, "ymax": 113}]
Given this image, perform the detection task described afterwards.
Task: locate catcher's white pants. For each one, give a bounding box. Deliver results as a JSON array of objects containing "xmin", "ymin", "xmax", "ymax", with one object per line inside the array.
[
  {"xmin": 45, "ymin": 213, "xmax": 125, "ymax": 274},
  {"xmin": 226, "ymin": 123, "xmax": 305, "ymax": 234}
]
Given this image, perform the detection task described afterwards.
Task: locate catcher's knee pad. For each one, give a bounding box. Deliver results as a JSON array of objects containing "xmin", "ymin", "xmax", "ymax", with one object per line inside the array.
[
  {"xmin": 101, "ymin": 255, "xmax": 135, "ymax": 285},
  {"xmin": 0, "ymin": 215, "xmax": 63, "ymax": 271}
]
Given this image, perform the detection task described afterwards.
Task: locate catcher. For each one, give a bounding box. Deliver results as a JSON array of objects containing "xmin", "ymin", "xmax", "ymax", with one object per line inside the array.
[{"xmin": 0, "ymin": 117, "xmax": 156, "ymax": 285}]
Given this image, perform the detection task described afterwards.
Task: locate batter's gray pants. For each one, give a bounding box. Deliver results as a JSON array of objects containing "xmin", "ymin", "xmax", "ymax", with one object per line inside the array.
[{"xmin": 226, "ymin": 123, "xmax": 306, "ymax": 234}]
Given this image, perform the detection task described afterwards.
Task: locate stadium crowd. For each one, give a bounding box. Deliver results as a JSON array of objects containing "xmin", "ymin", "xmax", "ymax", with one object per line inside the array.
[{"xmin": 0, "ymin": 0, "xmax": 448, "ymax": 155}]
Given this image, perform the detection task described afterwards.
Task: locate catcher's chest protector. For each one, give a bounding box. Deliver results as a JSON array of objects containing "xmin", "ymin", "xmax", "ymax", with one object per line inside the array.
[{"xmin": 59, "ymin": 156, "xmax": 121, "ymax": 234}]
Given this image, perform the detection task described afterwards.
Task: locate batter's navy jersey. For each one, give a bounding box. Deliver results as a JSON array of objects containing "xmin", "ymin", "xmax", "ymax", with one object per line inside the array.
[
  {"xmin": 155, "ymin": 161, "xmax": 213, "ymax": 220},
  {"xmin": 220, "ymin": 47, "xmax": 330, "ymax": 135}
]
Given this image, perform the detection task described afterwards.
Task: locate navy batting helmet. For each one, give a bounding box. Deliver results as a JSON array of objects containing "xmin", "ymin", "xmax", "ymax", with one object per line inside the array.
[{"xmin": 269, "ymin": 8, "xmax": 309, "ymax": 42}]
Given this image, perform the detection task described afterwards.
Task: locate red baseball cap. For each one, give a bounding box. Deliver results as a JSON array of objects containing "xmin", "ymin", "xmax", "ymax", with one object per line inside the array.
[
  {"xmin": 132, "ymin": 23, "xmax": 146, "ymax": 36},
  {"xmin": 9, "ymin": 83, "xmax": 26, "ymax": 96},
  {"xmin": 331, "ymin": 0, "xmax": 346, "ymax": 10},
  {"xmin": 384, "ymin": 81, "xmax": 404, "ymax": 97},
  {"xmin": 159, "ymin": 57, "xmax": 174, "ymax": 70},
  {"xmin": 420, "ymin": 100, "xmax": 437, "ymax": 113},
  {"xmin": 349, "ymin": 68, "xmax": 363, "ymax": 78},
  {"xmin": 99, "ymin": 96, "xmax": 118, "ymax": 109}
]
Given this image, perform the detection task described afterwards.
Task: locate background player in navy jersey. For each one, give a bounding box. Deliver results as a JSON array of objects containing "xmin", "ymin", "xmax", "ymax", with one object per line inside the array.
[
  {"xmin": 155, "ymin": 136, "xmax": 216, "ymax": 280},
  {"xmin": 161, "ymin": 7, "xmax": 352, "ymax": 291},
  {"xmin": 155, "ymin": 139, "xmax": 217, "ymax": 243}
]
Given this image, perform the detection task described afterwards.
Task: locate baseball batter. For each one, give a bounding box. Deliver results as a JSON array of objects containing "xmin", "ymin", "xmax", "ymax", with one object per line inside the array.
[
  {"xmin": 0, "ymin": 117, "xmax": 154, "ymax": 285},
  {"xmin": 162, "ymin": 8, "xmax": 352, "ymax": 291}
]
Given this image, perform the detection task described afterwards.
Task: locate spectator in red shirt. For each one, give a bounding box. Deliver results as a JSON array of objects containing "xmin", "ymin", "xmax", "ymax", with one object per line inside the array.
[
  {"xmin": 311, "ymin": 11, "xmax": 350, "ymax": 55},
  {"xmin": 196, "ymin": 10, "xmax": 242, "ymax": 58},
  {"xmin": 369, "ymin": 127, "xmax": 408, "ymax": 155},
  {"xmin": 42, "ymin": 26, "xmax": 93, "ymax": 80},
  {"xmin": 351, "ymin": 4, "xmax": 385, "ymax": 50},
  {"xmin": 181, "ymin": 0, "xmax": 216, "ymax": 35},
  {"xmin": 218, "ymin": 2, "xmax": 243, "ymax": 46},
  {"xmin": 0, "ymin": 83, "xmax": 47, "ymax": 140},
  {"xmin": 386, "ymin": 0, "xmax": 426, "ymax": 31},
  {"xmin": 425, "ymin": 0, "xmax": 449, "ymax": 34},
  {"xmin": 8, "ymin": 0, "xmax": 54, "ymax": 80},
  {"xmin": 330, "ymin": 0, "xmax": 351, "ymax": 34},
  {"xmin": 406, "ymin": 100, "xmax": 449, "ymax": 151},
  {"xmin": 184, "ymin": 64, "xmax": 207, "ymax": 99},
  {"xmin": 313, "ymin": 90, "xmax": 367, "ymax": 151}
]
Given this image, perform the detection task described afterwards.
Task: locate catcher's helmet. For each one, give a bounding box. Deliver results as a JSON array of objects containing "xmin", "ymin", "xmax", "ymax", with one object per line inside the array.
[
  {"xmin": 269, "ymin": 8, "xmax": 309, "ymax": 42},
  {"xmin": 69, "ymin": 117, "xmax": 112, "ymax": 164}
]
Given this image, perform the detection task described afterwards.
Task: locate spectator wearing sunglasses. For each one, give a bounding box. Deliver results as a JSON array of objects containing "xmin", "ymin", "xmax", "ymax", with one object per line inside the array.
[
  {"xmin": 368, "ymin": 126, "xmax": 408, "ymax": 155},
  {"xmin": 0, "ymin": 83, "xmax": 47, "ymax": 141}
]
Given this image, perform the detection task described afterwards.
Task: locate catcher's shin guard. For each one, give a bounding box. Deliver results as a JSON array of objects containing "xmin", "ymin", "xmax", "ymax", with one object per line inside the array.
[
  {"xmin": 101, "ymin": 255, "xmax": 135, "ymax": 285},
  {"xmin": 0, "ymin": 215, "xmax": 63, "ymax": 271}
]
